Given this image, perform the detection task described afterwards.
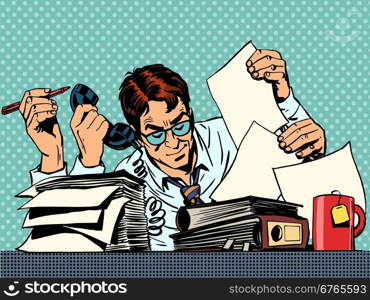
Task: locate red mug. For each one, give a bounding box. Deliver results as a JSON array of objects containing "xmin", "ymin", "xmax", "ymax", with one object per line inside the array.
[{"xmin": 313, "ymin": 192, "xmax": 366, "ymax": 250}]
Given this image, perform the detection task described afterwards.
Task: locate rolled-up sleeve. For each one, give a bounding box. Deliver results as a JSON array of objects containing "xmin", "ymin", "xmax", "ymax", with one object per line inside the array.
[
  {"xmin": 30, "ymin": 163, "xmax": 68, "ymax": 185},
  {"xmin": 69, "ymin": 156, "xmax": 105, "ymax": 176},
  {"xmin": 30, "ymin": 156, "xmax": 106, "ymax": 185},
  {"xmin": 276, "ymin": 88, "xmax": 311, "ymax": 134}
]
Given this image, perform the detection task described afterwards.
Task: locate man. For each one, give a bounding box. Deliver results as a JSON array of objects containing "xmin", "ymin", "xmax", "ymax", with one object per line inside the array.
[{"xmin": 20, "ymin": 49, "xmax": 325, "ymax": 250}]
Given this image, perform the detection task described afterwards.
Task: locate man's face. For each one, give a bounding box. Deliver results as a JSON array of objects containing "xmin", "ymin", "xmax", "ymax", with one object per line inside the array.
[{"xmin": 137, "ymin": 99, "xmax": 194, "ymax": 170}]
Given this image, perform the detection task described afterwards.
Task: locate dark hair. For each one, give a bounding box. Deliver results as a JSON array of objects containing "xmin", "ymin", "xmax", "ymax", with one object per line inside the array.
[{"xmin": 118, "ymin": 64, "xmax": 191, "ymax": 131}]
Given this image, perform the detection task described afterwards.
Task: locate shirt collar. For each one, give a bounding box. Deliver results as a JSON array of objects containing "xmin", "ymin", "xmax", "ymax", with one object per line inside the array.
[{"xmin": 140, "ymin": 124, "xmax": 213, "ymax": 192}]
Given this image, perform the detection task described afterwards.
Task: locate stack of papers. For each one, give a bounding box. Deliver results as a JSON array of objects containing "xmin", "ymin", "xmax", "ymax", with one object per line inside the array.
[{"xmin": 16, "ymin": 170, "xmax": 149, "ymax": 252}]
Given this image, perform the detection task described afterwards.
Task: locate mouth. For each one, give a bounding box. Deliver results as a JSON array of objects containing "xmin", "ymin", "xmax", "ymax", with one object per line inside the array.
[{"xmin": 166, "ymin": 144, "xmax": 186, "ymax": 157}]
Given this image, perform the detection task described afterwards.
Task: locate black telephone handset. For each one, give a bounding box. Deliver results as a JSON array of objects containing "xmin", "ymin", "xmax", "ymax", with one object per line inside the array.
[{"xmin": 70, "ymin": 84, "xmax": 139, "ymax": 150}]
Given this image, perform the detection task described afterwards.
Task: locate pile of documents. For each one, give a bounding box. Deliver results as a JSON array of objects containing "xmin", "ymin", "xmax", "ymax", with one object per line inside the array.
[
  {"xmin": 176, "ymin": 195, "xmax": 300, "ymax": 232},
  {"xmin": 16, "ymin": 170, "xmax": 150, "ymax": 252},
  {"xmin": 171, "ymin": 196, "xmax": 304, "ymax": 251}
]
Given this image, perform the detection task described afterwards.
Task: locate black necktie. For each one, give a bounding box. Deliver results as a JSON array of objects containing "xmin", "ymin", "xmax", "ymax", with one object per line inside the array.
[{"xmin": 164, "ymin": 167, "xmax": 204, "ymax": 206}]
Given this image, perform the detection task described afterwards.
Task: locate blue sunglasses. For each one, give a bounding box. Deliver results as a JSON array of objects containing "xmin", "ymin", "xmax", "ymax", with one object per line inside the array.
[{"xmin": 142, "ymin": 120, "xmax": 192, "ymax": 146}]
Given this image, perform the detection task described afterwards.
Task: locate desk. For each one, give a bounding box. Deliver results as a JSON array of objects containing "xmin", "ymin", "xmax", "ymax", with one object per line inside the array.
[{"xmin": 1, "ymin": 250, "xmax": 369, "ymax": 278}]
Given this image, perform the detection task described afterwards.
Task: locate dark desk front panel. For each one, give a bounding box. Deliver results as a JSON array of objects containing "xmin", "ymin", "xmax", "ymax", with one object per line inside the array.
[{"xmin": 1, "ymin": 251, "xmax": 369, "ymax": 278}]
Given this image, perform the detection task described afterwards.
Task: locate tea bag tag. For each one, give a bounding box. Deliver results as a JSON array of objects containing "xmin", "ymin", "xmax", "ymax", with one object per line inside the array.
[{"xmin": 331, "ymin": 204, "xmax": 350, "ymax": 225}]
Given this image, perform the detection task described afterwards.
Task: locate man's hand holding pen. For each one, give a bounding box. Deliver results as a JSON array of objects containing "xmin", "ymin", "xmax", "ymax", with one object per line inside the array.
[
  {"xmin": 13, "ymin": 87, "xmax": 118, "ymax": 172},
  {"xmin": 18, "ymin": 88, "xmax": 64, "ymax": 173}
]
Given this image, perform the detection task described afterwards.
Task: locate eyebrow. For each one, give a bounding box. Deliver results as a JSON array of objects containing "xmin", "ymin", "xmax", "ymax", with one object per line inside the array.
[
  {"xmin": 145, "ymin": 124, "xmax": 164, "ymax": 131},
  {"xmin": 144, "ymin": 111, "xmax": 187, "ymax": 131},
  {"xmin": 170, "ymin": 111, "xmax": 186, "ymax": 125}
]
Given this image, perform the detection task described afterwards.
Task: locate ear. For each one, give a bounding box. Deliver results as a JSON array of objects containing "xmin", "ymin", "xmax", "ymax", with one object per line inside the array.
[
  {"xmin": 130, "ymin": 124, "xmax": 145, "ymax": 147},
  {"xmin": 189, "ymin": 108, "xmax": 194, "ymax": 123},
  {"xmin": 189, "ymin": 107, "xmax": 193, "ymax": 118}
]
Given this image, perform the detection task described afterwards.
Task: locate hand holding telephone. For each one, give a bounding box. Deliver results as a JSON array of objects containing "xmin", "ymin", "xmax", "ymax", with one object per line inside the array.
[{"xmin": 70, "ymin": 84, "xmax": 138, "ymax": 151}]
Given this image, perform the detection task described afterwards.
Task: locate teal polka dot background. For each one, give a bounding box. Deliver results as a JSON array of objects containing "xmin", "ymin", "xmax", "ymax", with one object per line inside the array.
[{"xmin": 0, "ymin": 0, "xmax": 368, "ymax": 250}]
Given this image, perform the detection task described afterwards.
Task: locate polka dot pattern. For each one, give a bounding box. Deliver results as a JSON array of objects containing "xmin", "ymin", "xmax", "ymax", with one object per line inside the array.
[{"xmin": 0, "ymin": 0, "xmax": 368, "ymax": 250}]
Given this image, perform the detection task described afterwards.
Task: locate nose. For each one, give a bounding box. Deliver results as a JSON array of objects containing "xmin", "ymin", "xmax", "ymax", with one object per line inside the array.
[{"xmin": 165, "ymin": 130, "xmax": 180, "ymax": 149}]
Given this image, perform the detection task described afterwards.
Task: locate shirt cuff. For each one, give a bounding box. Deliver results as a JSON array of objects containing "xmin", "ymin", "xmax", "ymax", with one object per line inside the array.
[
  {"xmin": 30, "ymin": 163, "xmax": 68, "ymax": 185},
  {"xmin": 278, "ymin": 88, "xmax": 296, "ymax": 115},
  {"xmin": 69, "ymin": 156, "xmax": 105, "ymax": 176}
]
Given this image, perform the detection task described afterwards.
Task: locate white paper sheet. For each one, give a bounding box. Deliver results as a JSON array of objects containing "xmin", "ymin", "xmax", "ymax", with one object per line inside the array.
[
  {"xmin": 22, "ymin": 209, "xmax": 102, "ymax": 228},
  {"xmin": 17, "ymin": 232, "xmax": 105, "ymax": 252},
  {"xmin": 16, "ymin": 176, "xmax": 66, "ymax": 198},
  {"xmin": 65, "ymin": 197, "xmax": 131, "ymax": 244},
  {"xmin": 211, "ymin": 122, "xmax": 302, "ymax": 201},
  {"xmin": 19, "ymin": 186, "xmax": 120, "ymax": 209},
  {"xmin": 273, "ymin": 143, "xmax": 366, "ymax": 237},
  {"xmin": 207, "ymin": 41, "xmax": 287, "ymax": 147}
]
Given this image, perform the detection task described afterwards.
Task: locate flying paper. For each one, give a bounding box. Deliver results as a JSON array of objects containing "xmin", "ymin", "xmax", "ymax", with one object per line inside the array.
[
  {"xmin": 274, "ymin": 143, "xmax": 366, "ymax": 236},
  {"xmin": 212, "ymin": 122, "xmax": 302, "ymax": 201},
  {"xmin": 207, "ymin": 41, "xmax": 287, "ymax": 147}
]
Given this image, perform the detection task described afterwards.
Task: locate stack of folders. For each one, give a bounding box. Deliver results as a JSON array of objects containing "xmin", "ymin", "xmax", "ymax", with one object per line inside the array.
[
  {"xmin": 170, "ymin": 196, "xmax": 302, "ymax": 251},
  {"xmin": 16, "ymin": 170, "xmax": 150, "ymax": 252}
]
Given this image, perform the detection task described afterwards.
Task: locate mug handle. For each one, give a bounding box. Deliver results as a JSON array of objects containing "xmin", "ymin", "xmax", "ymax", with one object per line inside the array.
[{"xmin": 354, "ymin": 205, "xmax": 366, "ymax": 237}]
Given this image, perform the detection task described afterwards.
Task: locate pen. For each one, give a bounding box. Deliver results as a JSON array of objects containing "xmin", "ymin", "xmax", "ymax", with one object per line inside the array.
[{"xmin": 1, "ymin": 86, "xmax": 71, "ymax": 115}]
